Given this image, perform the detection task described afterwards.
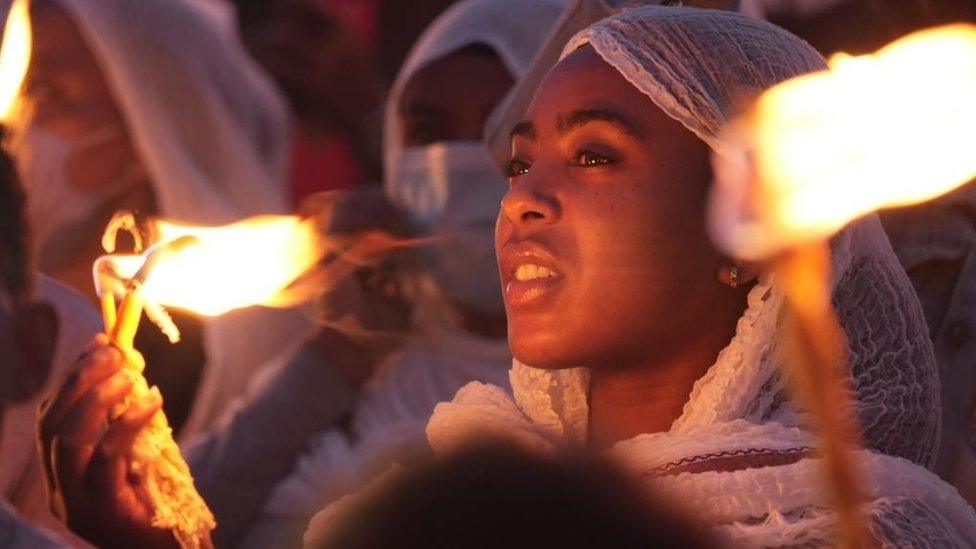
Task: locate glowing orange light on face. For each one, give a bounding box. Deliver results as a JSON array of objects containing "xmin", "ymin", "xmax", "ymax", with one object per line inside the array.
[{"xmin": 711, "ymin": 24, "xmax": 976, "ymax": 261}]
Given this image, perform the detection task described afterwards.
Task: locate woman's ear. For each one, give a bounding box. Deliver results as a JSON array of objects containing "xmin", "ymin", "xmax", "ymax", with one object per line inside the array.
[{"xmin": 11, "ymin": 301, "xmax": 59, "ymax": 401}]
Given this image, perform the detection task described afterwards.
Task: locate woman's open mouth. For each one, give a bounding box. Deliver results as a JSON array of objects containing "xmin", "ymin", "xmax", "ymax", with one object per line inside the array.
[{"xmin": 499, "ymin": 244, "xmax": 564, "ymax": 308}]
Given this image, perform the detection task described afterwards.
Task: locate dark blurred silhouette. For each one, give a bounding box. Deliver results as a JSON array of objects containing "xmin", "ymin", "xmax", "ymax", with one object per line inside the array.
[
  {"xmin": 767, "ymin": 0, "xmax": 976, "ymax": 55},
  {"xmin": 233, "ymin": 0, "xmax": 388, "ymax": 200},
  {"xmin": 376, "ymin": 0, "xmax": 457, "ymax": 79},
  {"xmin": 315, "ymin": 440, "xmax": 721, "ymax": 549}
]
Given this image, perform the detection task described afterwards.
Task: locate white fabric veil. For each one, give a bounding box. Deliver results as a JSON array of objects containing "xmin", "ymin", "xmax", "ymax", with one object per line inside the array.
[
  {"xmin": 260, "ymin": 0, "xmax": 567, "ymax": 525},
  {"xmin": 51, "ymin": 0, "xmax": 315, "ymax": 436},
  {"xmin": 419, "ymin": 6, "xmax": 974, "ymax": 546},
  {"xmin": 54, "ymin": 0, "xmax": 290, "ymax": 222}
]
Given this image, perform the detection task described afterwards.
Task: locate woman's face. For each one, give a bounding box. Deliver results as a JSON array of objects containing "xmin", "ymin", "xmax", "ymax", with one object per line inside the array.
[
  {"xmin": 498, "ymin": 47, "xmax": 731, "ymax": 370},
  {"xmin": 20, "ymin": 1, "xmax": 140, "ymax": 191}
]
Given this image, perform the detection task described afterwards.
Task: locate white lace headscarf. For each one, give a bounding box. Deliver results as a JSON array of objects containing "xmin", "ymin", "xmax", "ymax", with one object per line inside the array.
[
  {"xmin": 419, "ymin": 7, "xmax": 976, "ymax": 546},
  {"xmin": 49, "ymin": 0, "xmax": 316, "ymax": 437}
]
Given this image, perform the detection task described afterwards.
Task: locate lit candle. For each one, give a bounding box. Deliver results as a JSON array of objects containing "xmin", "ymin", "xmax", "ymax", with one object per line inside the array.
[{"xmin": 91, "ymin": 211, "xmax": 348, "ymax": 547}]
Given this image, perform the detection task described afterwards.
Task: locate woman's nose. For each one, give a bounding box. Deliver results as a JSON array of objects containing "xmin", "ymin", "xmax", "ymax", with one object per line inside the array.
[{"xmin": 499, "ymin": 171, "xmax": 559, "ymax": 229}]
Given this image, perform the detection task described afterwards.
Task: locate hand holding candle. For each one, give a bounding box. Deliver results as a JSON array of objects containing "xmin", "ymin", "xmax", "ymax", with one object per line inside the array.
[
  {"xmin": 96, "ymin": 228, "xmax": 215, "ymax": 549},
  {"xmin": 86, "ymin": 201, "xmax": 416, "ymax": 547}
]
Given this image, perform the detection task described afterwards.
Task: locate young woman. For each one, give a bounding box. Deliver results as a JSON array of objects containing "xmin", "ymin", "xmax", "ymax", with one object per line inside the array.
[{"xmin": 311, "ymin": 6, "xmax": 974, "ymax": 546}]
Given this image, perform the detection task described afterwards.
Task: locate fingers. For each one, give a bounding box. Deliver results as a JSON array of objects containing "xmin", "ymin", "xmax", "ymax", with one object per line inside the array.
[
  {"xmin": 52, "ymin": 372, "xmax": 134, "ymax": 504},
  {"xmin": 39, "ymin": 339, "xmax": 121, "ymax": 499},
  {"xmin": 41, "ymin": 341, "xmax": 121, "ymax": 436},
  {"xmin": 84, "ymin": 333, "xmax": 110, "ymax": 355},
  {"xmin": 88, "ymin": 390, "xmax": 162, "ymax": 494}
]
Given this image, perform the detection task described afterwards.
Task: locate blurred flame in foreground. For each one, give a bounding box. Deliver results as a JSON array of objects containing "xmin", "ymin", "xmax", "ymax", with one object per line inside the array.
[
  {"xmin": 710, "ymin": 24, "xmax": 976, "ymax": 549},
  {"xmin": 711, "ymin": 24, "xmax": 976, "ymax": 260},
  {"xmin": 0, "ymin": 0, "xmax": 31, "ymax": 122},
  {"xmin": 96, "ymin": 215, "xmax": 322, "ymax": 317}
]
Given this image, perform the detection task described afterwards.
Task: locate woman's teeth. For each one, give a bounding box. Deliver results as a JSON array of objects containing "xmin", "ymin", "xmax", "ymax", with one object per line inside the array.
[{"xmin": 514, "ymin": 264, "xmax": 558, "ymax": 282}]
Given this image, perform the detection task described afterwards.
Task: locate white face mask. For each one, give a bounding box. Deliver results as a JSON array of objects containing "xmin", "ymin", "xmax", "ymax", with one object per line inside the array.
[
  {"xmin": 9, "ymin": 125, "xmax": 136, "ymax": 265},
  {"xmin": 390, "ymin": 141, "xmax": 507, "ymax": 315}
]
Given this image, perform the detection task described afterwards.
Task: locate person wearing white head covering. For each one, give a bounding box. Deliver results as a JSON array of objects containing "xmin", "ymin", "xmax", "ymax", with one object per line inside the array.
[
  {"xmin": 6, "ymin": 0, "xmax": 315, "ymax": 439},
  {"xmin": 43, "ymin": 0, "xmax": 289, "ymax": 224},
  {"xmin": 216, "ymin": 0, "xmax": 567, "ymax": 546},
  {"xmin": 307, "ymin": 6, "xmax": 974, "ymax": 547},
  {"xmin": 383, "ymin": 0, "xmax": 567, "ymax": 319}
]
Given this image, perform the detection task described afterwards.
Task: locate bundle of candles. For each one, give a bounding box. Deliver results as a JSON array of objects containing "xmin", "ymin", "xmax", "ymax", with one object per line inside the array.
[
  {"xmin": 95, "ymin": 219, "xmax": 215, "ymax": 548},
  {"xmin": 711, "ymin": 24, "xmax": 976, "ymax": 548},
  {"xmin": 92, "ymin": 210, "xmax": 402, "ymax": 547}
]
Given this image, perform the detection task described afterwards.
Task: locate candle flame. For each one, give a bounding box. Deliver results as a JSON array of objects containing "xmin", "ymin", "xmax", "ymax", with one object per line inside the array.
[
  {"xmin": 96, "ymin": 215, "xmax": 324, "ymax": 317},
  {"xmin": 711, "ymin": 24, "xmax": 976, "ymax": 260},
  {"xmin": 0, "ymin": 0, "xmax": 30, "ymax": 123}
]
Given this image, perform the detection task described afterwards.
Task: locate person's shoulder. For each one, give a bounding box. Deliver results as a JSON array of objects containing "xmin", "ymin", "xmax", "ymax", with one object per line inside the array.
[{"xmin": 33, "ymin": 276, "xmax": 102, "ymax": 385}]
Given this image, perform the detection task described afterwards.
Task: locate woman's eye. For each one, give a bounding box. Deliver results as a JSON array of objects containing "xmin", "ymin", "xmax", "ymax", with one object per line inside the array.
[
  {"xmin": 573, "ymin": 149, "xmax": 615, "ymax": 167},
  {"xmin": 506, "ymin": 159, "xmax": 530, "ymax": 178}
]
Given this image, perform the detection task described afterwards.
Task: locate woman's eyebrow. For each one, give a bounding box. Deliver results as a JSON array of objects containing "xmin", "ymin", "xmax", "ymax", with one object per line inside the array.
[{"xmin": 558, "ymin": 108, "xmax": 645, "ymax": 142}]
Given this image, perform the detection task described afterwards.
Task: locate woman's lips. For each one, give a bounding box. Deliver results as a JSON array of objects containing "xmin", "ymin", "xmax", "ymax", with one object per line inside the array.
[
  {"xmin": 504, "ymin": 268, "xmax": 563, "ymax": 307},
  {"xmin": 499, "ymin": 244, "xmax": 564, "ymax": 308}
]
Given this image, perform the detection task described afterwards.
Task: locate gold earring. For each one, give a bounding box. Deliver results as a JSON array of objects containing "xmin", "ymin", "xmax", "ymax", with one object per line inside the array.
[{"xmin": 729, "ymin": 265, "xmax": 739, "ymax": 288}]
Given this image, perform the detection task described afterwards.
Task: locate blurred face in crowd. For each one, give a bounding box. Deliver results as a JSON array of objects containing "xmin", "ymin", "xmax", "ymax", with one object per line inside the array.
[
  {"xmin": 20, "ymin": 0, "xmax": 143, "ymax": 194},
  {"xmin": 398, "ymin": 45, "xmax": 513, "ymax": 146},
  {"xmin": 4, "ymin": 1, "xmax": 152, "ymax": 298},
  {"xmin": 241, "ymin": 0, "xmax": 383, "ymax": 136},
  {"xmin": 498, "ymin": 47, "xmax": 742, "ymax": 370},
  {"xmin": 393, "ymin": 46, "xmax": 515, "ymax": 324}
]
